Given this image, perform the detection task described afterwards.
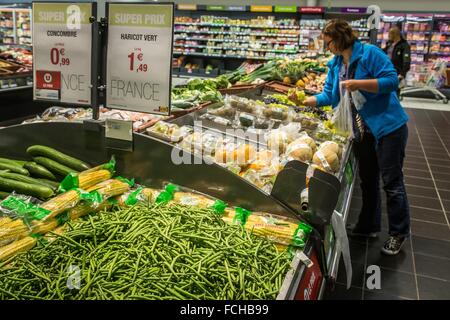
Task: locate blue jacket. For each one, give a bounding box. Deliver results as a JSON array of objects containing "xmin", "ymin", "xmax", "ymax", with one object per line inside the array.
[{"xmin": 315, "ymin": 40, "xmax": 409, "ymax": 142}]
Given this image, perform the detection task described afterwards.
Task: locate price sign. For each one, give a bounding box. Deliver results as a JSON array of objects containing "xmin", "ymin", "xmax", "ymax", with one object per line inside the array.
[
  {"xmin": 32, "ymin": 2, "xmax": 94, "ymax": 105},
  {"xmin": 105, "ymin": 119, "xmax": 133, "ymax": 141},
  {"xmin": 106, "ymin": 3, "xmax": 174, "ymax": 115}
]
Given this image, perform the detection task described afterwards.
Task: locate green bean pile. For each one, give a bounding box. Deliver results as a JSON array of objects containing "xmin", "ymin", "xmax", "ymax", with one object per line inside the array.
[{"xmin": 0, "ymin": 202, "xmax": 292, "ymax": 300}]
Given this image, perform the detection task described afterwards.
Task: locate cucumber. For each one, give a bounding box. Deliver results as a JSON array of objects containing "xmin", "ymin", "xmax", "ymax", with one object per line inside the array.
[
  {"xmin": 0, "ymin": 172, "xmax": 56, "ymax": 190},
  {"xmin": 26, "ymin": 145, "xmax": 90, "ymax": 171},
  {"xmin": 0, "ymin": 158, "xmax": 26, "ymax": 167},
  {"xmin": 33, "ymin": 157, "xmax": 79, "ymax": 177},
  {"xmin": 37, "ymin": 178, "xmax": 60, "ymax": 190},
  {"xmin": 171, "ymin": 100, "xmax": 195, "ymax": 109},
  {"xmin": 0, "ymin": 191, "xmax": 9, "ymax": 199},
  {"xmin": 23, "ymin": 162, "xmax": 57, "ymax": 181},
  {"xmin": 0, "ymin": 177, "xmax": 54, "ymax": 199},
  {"xmin": 0, "ymin": 162, "xmax": 30, "ymax": 176}
]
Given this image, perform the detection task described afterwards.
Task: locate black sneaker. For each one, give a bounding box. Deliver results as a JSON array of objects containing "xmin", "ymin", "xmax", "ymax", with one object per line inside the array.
[
  {"xmin": 381, "ymin": 236, "xmax": 406, "ymax": 255},
  {"xmin": 346, "ymin": 224, "xmax": 378, "ymax": 238}
]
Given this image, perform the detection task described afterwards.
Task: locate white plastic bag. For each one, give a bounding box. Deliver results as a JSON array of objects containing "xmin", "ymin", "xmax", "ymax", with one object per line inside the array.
[
  {"xmin": 351, "ymin": 90, "xmax": 367, "ymax": 111},
  {"xmin": 331, "ymin": 210, "xmax": 353, "ymax": 289},
  {"xmin": 332, "ymin": 84, "xmax": 355, "ymax": 140}
]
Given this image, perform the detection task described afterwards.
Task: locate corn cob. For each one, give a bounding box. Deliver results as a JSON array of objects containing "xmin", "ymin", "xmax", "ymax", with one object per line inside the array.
[
  {"xmin": 41, "ymin": 189, "xmax": 80, "ymax": 220},
  {"xmin": 44, "ymin": 226, "xmax": 66, "ymax": 242},
  {"xmin": 172, "ymin": 192, "xmax": 216, "ymax": 208},
  {"xmin": 78, "ymin": 169, "xmax": 112, "ymax": 190},
  {"xmin": 115, "ymin": 187, "xmax": 161, "ymax": 206},
  {"xmin": 0, "ymin": 216, "xmax": 13, "ymax": 228},
  {"xmin": 220, "ymin": 208, "xmax": 304, "ymax": 249},
  {"xmin": 140, "ymin": 188, "xmax": 160, "ymax": 203},
  {"xmin": 86, "ymin": 179, "xmax": 130, "ymax": 199},
  {"xmin": 68, "ymin": 201, "xmax": 113, "ymax": 221},
  {"xmin": 31, "ymin": 219, "xmax": 59, "ymax": 235},
  {"xmin": 0, "ymin": 219, "xmax": 30, "ymax": 246},
  {"xmin": 0, "ymin": 236, "xmax": 37, "ymax": 261}
]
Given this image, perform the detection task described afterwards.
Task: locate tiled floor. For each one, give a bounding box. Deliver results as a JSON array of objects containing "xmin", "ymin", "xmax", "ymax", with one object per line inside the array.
[{"xmin": 324, "ymin": 108, "xmax": 450, "ymax": 300}]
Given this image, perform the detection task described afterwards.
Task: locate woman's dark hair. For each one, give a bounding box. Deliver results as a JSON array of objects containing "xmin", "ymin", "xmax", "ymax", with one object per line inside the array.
[{"xmin": 323, "ymin": 19, "xmax": 357, "ymax": 52}]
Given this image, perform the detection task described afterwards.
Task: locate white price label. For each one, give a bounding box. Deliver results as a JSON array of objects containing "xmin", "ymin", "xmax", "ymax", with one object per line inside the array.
[
  {"xmin": 106, "ymin": 3, "xmax": 174, "ymax": 115},
  {"xmin": 32, "ymin": 2, "xmax": 93, "ymax": 105},
  {"xmin": 105, "ymin": 119, "xmax": 133, "ymax": 141}
]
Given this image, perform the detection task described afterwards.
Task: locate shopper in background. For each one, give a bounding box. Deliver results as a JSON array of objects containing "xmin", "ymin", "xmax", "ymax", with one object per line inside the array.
[
  {"xmin": 303, "ymin": 19, "xmax": 411, "ymax": 256},
  {"xmin": 383, "ymin": 26, "xmax": 411, "ymax": 96}
]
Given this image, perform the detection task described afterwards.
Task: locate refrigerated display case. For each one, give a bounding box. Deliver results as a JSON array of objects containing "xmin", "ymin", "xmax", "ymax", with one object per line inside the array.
[{"xmin": 0, "ymin": 5, "xmax": 32, "ymax": 93}]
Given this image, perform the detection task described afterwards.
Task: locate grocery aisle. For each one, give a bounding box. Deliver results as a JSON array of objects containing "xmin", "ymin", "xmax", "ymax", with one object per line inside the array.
[{"xmin": 325, "ymin": 108, "xmax": 450, "ymax": 300}]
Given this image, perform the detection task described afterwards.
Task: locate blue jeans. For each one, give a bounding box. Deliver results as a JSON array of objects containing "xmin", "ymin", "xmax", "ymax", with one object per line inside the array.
[{"xmin": 354, "ymin": 124, "xmax": 410, "ymax": 237}]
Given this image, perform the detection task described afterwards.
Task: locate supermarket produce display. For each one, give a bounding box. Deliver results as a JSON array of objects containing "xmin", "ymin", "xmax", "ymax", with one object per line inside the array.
[
  {"xmin": 152, "ymin": 88, "xmax": 347, "ymax": 195},
  {"xmin": 0, "ymin": 130, "xmax": 318, "ymax": 299},
  {"xmin": 0, "ymin": 2, "xmax": 372, "ymax": 301},
  {"xmin": 0, "ymin": 6, "xmax": 32, "ymax": 92}
]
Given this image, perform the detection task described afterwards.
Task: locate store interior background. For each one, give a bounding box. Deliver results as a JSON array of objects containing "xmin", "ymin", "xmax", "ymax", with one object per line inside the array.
[{"xmin": 7, "ymin": 0, "xmax": 450, "ymax": 14}]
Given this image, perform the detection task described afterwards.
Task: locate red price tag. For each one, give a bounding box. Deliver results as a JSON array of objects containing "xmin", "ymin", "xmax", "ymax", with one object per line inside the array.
[{"xmin": 36, "ymin": 70, "xmax": 61, "ymax": 90}]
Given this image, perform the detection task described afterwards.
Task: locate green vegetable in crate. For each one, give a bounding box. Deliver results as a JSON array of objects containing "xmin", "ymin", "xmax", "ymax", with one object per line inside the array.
[
  {"xmin": 199, "ymin": 90, "xmax": 222, "ymax": 103},
  {"xmin": 23, "ymin": 162, "xmax": 57, "ymax": 180},
  {"xmin": 0, "ymin": 162, "xmax": 29, "ymax": 176},
  {"xmin": 263, "ymin": 104, "xmax": 288, "ymax": 120},
  {"xmin": 0, "ymin": 177, "xmax": 54, "ymax": 199},
  {"xmin": 287, "ymin": 88, "xmax": 306, "ymax": 105},
  {"xmin": 239, "ymin": 113, "xmax": 255, "ymax": 127},
  {"xmin": 0, "ymin": 172, "xmax": 58, "ymax": 190},
  {"xmin": 214, "ymin": 75, "xmax": 231, "ymax": 89},
  {"xmin": 171, "ymin": 100, "xmax": 195, "ymax": 110},
  {"xmin": 0, "ymin": 158, "xmax": 26, "ymax": 167},
  {"xmin": 33, "ymin": 157, "xmax": 79, "ymax": 177},
  {"xmin": 26, "ymin": 145, "xmax": 90, "ymax": 171},
  {"xmin": 0, "ymin": 203, "xmax": 292, "ymax": 300},
  {"xmin": 36, "ymin": 179, "xmax": 60, "ymax": 190}
]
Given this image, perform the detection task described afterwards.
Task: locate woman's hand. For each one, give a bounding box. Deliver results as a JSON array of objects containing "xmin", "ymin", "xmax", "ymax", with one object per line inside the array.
[
  {"xmin": 303, "ymin": 96, "xmax": 317, "ymax": 107},
  {"xmin": 341, "ymin": 80, "xmax": 360, "ymax": 92},
  {"xmin": 342, "ymin": 79, "xmax": 379, "ymax": 93}
]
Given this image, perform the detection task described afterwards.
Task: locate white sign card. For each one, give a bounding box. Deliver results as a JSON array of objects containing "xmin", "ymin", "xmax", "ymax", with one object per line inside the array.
[
  {"xmin": 32, "ymin": 2, "xmax": 93, "ymax": 105},
  {"xmin": 106, "ymin": 3, "xmax": 174, "ymax": 115}
]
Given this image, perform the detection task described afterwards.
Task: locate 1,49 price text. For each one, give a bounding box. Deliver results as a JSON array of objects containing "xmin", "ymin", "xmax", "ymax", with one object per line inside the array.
[{"xmin": 128, "ymin": 50, "xmax": 148, "ymax": 73}]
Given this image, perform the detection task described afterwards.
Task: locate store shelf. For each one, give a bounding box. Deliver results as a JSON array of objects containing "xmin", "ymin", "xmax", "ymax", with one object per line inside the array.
[
  {"xmin": 429, "ymin": 52, "xmax": 450, "ymax": 56},
  {"xmin": 173, "ymin": 51, "xmax": 300, "ymax": 60},
  {"xmin": 174, "ymin": 36, "xmax": 298, "ymax": 45},
  {"xmin": 431, "ymin": 41, "xmax": 450, "ymax": 45},
  {"xmin": 0, "ymin": 84, "xmax": 32, "ymax": 93},
  {"xmin": 174, "ymin": 43, "xmax": 298, "ymax": 54},
  {"xmin": 175, "ymin": 22, "xmax": 300, "ymax": 29},
  {"xmin": 404, "ymin": 31, "xmax": 432, "ymax": 34},
  {"xmin": 174, "ymin": 29, "xmax": 299, "ymax": 38}
]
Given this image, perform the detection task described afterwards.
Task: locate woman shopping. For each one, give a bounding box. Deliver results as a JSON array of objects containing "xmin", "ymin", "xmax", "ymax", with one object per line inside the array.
[{"xmin": 303, "ymin": 19, "xmax": 410, "ymax": 256}]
